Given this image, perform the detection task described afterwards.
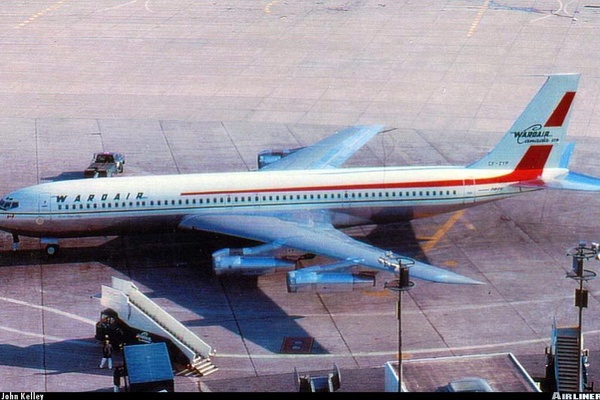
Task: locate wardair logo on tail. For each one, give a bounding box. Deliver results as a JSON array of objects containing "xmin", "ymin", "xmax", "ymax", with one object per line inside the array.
[{"xmin": 512, "ymin": 124, "xmax": 557, "ymax": 145}]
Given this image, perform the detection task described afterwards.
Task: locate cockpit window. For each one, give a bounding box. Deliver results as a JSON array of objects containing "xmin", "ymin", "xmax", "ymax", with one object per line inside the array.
[{"xmin": 0, "ymin": 199, "xmax": 19, "ymax": 210}]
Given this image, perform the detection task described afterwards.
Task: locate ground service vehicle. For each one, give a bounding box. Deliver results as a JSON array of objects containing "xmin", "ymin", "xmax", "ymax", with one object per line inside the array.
[{"xmin": 84, "ymin": 152, "xmax": 125, "ymax": 178}]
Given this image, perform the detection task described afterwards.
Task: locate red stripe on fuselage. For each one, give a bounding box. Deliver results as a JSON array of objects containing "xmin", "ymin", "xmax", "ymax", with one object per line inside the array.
[
  {"xmin": 545, "ymin": 91, "xmax": 576, "ymax": 127},
  {"xmin": 180, "ymin": 146, "xmax": 552, "ymax": 197}
]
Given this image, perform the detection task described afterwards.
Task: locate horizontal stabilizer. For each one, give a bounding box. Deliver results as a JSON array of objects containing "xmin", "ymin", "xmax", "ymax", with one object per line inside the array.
[{"xmin": 543, "ymin": 171, "xmax": 600, "ymax": 191}]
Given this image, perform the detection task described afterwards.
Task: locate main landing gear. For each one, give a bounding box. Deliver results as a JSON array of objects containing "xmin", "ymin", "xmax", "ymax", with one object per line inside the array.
[
  {"xmin": 45, "ymin": 244, "xmax": 59, "ymax": 256},
  {"xmin": 41, "ymin": 238, "xmax": 60, "ymax": 257},
  {"xmin": 10, "ymin": 235, "xmax": 59, "ymax": 256}
]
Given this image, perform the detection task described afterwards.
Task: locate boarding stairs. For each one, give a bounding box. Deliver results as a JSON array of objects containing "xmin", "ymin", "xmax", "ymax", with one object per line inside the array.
[
  {"xmin": 553, "ymin": 326, "xmax": 581, "ymax": 392},
  {"xmin": 101, "ymin": 276, "xmax": 218, "ymax": 377}
]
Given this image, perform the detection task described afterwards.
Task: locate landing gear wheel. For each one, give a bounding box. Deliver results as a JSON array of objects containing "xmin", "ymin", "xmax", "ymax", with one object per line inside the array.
[{"xmin": 45, "ymin": 244, "xmax": 59, "ymax": 257}]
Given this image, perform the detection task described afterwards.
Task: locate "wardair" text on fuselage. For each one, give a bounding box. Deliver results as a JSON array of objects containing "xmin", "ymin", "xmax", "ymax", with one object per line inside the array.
[{"xmin": 55, "ymin": 192, "xmax": 145, "ymax": 203}]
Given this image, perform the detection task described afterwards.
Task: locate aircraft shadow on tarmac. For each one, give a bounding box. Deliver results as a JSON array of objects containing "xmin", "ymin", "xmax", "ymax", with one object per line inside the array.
[
  {"xmin": 0, "ymin": 223, "xmax": 428, "ymax": 357},
  {"xmin": 0, "ymin": 337, "xmax": 186, "ymax": 388},
  {"xmin": 0, "ymin": 338, "xmax": 107, "ymax": 376}
]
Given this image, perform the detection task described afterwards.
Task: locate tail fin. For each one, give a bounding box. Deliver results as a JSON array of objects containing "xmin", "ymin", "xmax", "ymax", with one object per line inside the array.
[{"xmin": 467, "ymin": 73, "xmax": 579, "ymax": 171}]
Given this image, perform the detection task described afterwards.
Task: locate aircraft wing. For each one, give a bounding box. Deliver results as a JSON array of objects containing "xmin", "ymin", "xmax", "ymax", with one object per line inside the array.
[
  {"xmin": 259, "ymin": 124, "xmax": 385, "ymax": 171},
  {"xmin": 178, "ymin": 212, "xmax": 482, "ymax": 285}
]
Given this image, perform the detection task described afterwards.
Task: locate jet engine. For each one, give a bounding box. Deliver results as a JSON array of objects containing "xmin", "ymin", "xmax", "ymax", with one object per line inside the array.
[
  {"xmin": 212, "ymin": 244, "xmax": 377, "ymax": 292},
  {"xmin": 286, "ymin": 269, "xmax": 376, "ymax": 293},
  {"xmin": 257, "ymin": 147, "xmax": 304, "ymax": 169},
  {"xmin": 212, "ymin": 246, "xmax": 297, "ymax": 276}
]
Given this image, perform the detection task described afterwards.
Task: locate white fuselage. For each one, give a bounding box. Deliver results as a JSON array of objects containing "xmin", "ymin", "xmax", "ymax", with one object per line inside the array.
[{"xmin": 0, "ymin": 165, "xmax": 543, "ymax": 239}]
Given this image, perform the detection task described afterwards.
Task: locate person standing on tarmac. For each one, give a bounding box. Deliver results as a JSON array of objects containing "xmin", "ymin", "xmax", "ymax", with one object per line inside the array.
[
  {"xmin": 113, "ymin": 365, "xmax": 126, "ymax": 392},
  {"xmin": 99, "ymin": 336, "xmax": 113, "ymax": 369}
]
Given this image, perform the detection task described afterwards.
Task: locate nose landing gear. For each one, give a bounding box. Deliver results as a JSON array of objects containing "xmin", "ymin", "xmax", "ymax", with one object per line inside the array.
[{"xmin": 12, "ymin": 234, "xmax": 19, "ymax": 251}]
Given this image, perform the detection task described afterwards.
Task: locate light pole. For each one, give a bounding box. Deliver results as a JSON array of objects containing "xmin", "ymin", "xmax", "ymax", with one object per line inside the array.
[
  {"xmin": 379, "ymin": 253, "xmax": 415, "ymax": 392},
  {"xmin": 566, "ymin": 241, "xmax": 598, "ymax": 392}
]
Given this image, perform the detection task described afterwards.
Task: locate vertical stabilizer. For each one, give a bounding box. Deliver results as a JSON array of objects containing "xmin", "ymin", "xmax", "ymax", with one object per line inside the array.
[{"xmin": 468, "ymin": 73, "xmax": 579, "ymax": 171}]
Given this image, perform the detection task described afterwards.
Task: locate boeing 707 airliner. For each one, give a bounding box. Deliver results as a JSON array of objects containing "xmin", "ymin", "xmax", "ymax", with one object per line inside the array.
[{"xmin": 1, "ymin": 73, "xmax": 599, "ymax": 291}]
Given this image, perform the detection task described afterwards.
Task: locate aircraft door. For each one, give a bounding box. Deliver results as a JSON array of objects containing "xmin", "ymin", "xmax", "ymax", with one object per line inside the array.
[
  {"xmin": 38, "ymin": 195, "xmax": 52, "ymax": 219},
  {"xmin": 462, "ymin": 178, "xmax": 476, "ymax": 204}
]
